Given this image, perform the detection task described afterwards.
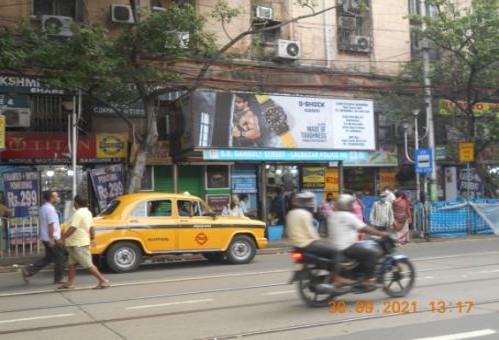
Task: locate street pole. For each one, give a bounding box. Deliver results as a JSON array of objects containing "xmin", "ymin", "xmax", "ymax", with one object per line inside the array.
[
  {"xmin": 420, "ymin": 0, "xmax": 438, "ymax": 201},
  {"xmin": 413, "ymin": 110, "xmax": 420, "ymax": 201},
  {"xmin": 71, "ymin": 93, "xmax": 78, "ymax": 200}
]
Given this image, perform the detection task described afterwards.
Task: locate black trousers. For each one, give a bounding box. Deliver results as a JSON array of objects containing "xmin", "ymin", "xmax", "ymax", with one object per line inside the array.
[
  {"xmin": 342, "ymin": 243, "xmax": 380, "ymax": 277},
  {"xmin": 26, "ymin": 241, "xmax": 65, "ymax": 282},
  {"xmin": 301, "ymin": 240, "xmax": 339, "ymax": 272}
]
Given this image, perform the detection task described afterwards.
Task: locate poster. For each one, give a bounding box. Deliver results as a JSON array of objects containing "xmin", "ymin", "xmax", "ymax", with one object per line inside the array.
[
  {"xmin": 90, "ymin": 164, "xmax": 125, "ymax": 210},
  {"xmin": 183, "ymin": 91, "xmax": 375, "ymax": 152},
  {"xmin": 3, "ymin": 171, "xmax": 40, "ymax": 218},
  {"xmin": 205, "ymin": 165, "xmax": 230, "ymax": 189},
  {"xmin": 458, "ymin": 168, "xmax": 484, "ymax": 199},
  {"xmin": 302, "ymin": 167, "xmax": 325, "ymax": 189},
  {"xmin": 205, "ymin": 194, "xmax": 230, "ymax": 214},
  {"xmin": 325, "ymin": 167, "xmax": 339, "ymax": 192}
]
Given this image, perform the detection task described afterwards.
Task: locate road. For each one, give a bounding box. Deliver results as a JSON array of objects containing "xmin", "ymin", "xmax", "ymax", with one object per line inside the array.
[{"xmin": 1, "ymin": 238, "xmax": 499, "ymax": 340}]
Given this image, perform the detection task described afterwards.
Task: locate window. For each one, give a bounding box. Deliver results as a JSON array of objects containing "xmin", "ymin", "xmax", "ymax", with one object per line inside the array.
[
  {"xmin": 177, "ymin": 200, "xmax": 209, "ymax": 217},
  {"xmin": 33, "ymin": 0, "xmax": 80, "ymax": 18},
  {"xmin": 199, "ymin": 112, "xmax": 211, "ymax": 147},
  {"xmin": 140, "ymin": 166, "xmax": 154, "ymax": 191},
  {"xmin": 132, "ymin": 202, "xmax": 147, "ymax": 217},
  {"xmin": 148, "ymin": 200, "xmax": 172, "ymax": 217},
  {"xmin": 336, "ymin": 0, "xmax": 372, "ymax": 53}
]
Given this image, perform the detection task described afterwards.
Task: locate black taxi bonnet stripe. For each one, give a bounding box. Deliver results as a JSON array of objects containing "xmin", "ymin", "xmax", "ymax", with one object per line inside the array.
[{"xmin": 95, "ymin": 224, "xmax": 266, "ymax": 232}]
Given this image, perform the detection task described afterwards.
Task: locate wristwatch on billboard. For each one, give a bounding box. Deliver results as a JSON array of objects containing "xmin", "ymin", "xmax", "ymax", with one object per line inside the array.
[{"xmin": 255, "ymin": 95, "xmax": 297, "ymax": 148}]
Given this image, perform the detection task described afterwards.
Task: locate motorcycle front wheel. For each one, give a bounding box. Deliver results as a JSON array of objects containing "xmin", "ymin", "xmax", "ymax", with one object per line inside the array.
[
  {"xmin": 297, "ymin": 267, "xmax": 336, "ymax": 307},
  {"xmin": 382, "ymin": 258, "xmax": 415, "ymax": 298}
]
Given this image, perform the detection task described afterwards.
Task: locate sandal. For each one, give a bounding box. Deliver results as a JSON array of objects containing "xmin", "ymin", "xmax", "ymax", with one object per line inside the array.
[
  {"xmin": 21, "ymin": 270, "xmax": 30, "ymax": 284},
  {"xmin": 56, "ymin": 284, "xmax": 75, "ymax": 290},
  {"xmin": 93, "ymin": 280, "xmax": 110, "ymax": 289}
]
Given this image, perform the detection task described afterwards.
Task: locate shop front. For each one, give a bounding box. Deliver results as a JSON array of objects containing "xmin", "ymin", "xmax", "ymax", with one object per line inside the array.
[
  {"xmin": 1, "ymin": 131, "xmax": 128, "ymax": 219},
  {"xmin": 172, "ymin": 90, "xmax": 378, "ymax": 231}
]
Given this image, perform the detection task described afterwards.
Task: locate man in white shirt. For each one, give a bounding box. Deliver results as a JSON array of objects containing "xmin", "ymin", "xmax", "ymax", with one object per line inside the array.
[
  {"xmin": 22, "ymin": 191, "xmax": 65, "ymax": 284},
  {"xmin": 286, "ymin": 192, "xmax": 352, "ymax": 291},
  {"xmin": 328, "ymin": 194, "xmax": 389, "ymax": 289}
]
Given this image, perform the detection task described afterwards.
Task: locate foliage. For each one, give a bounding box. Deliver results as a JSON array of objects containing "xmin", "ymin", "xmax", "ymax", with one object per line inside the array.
[{"xmin": 403, "ymin": 0, "xmax": 499, "ymax": 196}]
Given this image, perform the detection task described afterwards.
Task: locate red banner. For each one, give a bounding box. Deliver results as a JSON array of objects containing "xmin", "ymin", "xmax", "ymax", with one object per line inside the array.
[{"xmin": 2, "ymin": 132, "xmax": 95, "ymax": 160}]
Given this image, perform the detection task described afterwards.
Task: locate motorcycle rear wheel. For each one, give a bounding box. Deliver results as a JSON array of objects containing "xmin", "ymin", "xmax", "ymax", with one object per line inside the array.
[
  {"xmin": 297, "ymin": 267, "xmax": 336, "ymax": 307},
  {"xmin": 382, "ymin": 258, "xmax": 415, "ymax": 298}
]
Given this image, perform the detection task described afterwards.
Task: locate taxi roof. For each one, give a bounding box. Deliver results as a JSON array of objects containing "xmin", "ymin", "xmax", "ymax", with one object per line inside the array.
[{"xmin": 116, "ymin": 192, "xmax": 202, "ymax": 201}]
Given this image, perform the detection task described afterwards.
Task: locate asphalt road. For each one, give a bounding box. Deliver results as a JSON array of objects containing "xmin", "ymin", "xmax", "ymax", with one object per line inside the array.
[{"xmin": 1, "ymin": 238, "xmax": 499, "ymax": 340}]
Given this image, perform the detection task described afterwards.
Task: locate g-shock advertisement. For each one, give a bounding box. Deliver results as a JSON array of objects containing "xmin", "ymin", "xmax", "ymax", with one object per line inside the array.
[{"xmin": 177, "ymin": 91, "xmax": 375, "ymax": 151}]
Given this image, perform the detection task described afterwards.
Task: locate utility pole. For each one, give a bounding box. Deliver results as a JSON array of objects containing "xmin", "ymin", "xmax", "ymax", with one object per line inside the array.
[
  {"xmin": 419, "ymin": 0, "xmax": 438, "ymax": 201},
  {"xmin": 413, "ymin": 109, "xmax": 421, "ymax": 201}
]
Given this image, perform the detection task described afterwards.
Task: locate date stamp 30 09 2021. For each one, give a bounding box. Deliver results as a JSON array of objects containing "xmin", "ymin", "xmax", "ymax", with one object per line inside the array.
[{"xmin": 329, "ymin": 300, "xmax": 474, "ymax": 315}]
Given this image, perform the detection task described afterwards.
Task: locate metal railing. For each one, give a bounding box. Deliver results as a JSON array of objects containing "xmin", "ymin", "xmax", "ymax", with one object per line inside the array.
[{"xmin": 1, "ymin": 217, "xmax": 41, "ymax": 258}]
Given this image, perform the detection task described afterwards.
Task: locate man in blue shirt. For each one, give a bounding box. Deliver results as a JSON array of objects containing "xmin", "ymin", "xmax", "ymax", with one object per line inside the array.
[{"xmin": 22, "ymin": 191, "xmax": 65, "ymax": 284}]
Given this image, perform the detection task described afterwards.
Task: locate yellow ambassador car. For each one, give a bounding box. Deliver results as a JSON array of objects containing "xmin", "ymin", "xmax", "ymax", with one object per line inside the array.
[{"xmin": 91, "ymin": 192, "xmax": 268, "ymax": 273}]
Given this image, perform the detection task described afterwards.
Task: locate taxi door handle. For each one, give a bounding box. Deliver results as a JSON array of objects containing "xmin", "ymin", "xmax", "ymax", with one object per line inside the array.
[
  {"xmin": 129, "ymin": 219, "xmax": 139, "ymax": 223},
  {"xmin": 179, "ymin": 219, "xmax": 189, "ymax": 223}
]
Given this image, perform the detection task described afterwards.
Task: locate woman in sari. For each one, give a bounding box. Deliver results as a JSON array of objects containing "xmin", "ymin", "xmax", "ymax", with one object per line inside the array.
[{"xmin": 392, "ymin": 191, "xmax": 412, "ymax": 244}]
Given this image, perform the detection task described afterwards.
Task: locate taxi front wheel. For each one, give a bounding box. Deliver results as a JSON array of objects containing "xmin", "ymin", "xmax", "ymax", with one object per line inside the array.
[
  {"xmin": 225, "ymin": 235, "xmax": 256, "ymax": 264},
  {"xmin": 106, "ymin": 242, "xmax": 142, "ymax": 273}
]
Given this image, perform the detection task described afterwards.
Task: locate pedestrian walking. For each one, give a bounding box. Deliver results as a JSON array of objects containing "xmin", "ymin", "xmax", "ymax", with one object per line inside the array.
[
  {"xmin": 22, "ymin": 191, "xmax": 65, "ymax": 284},
  {"xmin": 58, "ymin": 195, "xmax": 109, "ymax": 290},
  {"xmin": 369, "ymin": 192, "xmax": 394, "ymax": 232},
  {"xmin": 392, "ymin": 191, "xmax": 412, "ymax": 244}
]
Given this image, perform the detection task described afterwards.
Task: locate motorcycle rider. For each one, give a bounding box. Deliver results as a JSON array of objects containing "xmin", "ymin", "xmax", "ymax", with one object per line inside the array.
[
  {"xmin": 286, "ymin": 191, "xmax": 353, "ymax": 292},
  {"xmin": 327, "ymin": 194, "xmax": 390, "ymax": 290}
]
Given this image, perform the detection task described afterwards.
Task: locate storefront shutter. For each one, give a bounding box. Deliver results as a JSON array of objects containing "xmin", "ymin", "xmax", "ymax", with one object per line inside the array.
[
  {"xmin": 154, "ymin": 166, "xmax": 173, "ymax": 192},
  {"xmin": 178, "ymin": 165, "xmax": 203, "ymax": 197}
]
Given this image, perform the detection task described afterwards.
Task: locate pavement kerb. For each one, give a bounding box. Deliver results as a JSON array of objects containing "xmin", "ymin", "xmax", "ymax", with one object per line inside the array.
[{"xmin": 0, "ymin": 234, "xmax": 496, "ymax": 273}]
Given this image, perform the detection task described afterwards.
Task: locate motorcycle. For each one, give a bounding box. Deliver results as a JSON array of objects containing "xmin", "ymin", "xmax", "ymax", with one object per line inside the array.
[{"xmin": 289, "ymin": 236, "xmax": 415, "ymax": 307}]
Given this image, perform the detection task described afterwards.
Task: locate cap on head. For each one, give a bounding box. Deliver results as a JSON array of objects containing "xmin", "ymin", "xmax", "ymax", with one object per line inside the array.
[{"xmin": 293, "ymin": 191, "xmax": 315, "ymax": 209}]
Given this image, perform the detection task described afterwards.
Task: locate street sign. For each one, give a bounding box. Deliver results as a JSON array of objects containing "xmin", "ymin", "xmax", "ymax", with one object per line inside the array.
[
  {"xmin": 415, "ymin": 148, "xmax": 433, "ymax": 174},
  {"xmin": 459, "ymin": 142, "xmax": 475, "ymax": 162}
]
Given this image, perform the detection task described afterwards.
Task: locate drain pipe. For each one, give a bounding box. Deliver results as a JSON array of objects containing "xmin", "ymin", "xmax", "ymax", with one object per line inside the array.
[{"xmin": 323, "ymin": 0, "xmax": 332, "ymax": 68}]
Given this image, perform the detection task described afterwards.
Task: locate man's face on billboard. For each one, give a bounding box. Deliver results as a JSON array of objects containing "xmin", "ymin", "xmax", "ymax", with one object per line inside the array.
[{"xmin": 235, "ymin": 97, "xmax": 248, "ymax": 112}]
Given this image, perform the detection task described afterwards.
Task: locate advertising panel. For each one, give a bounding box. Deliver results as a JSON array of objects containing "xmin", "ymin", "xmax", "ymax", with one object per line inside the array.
[
  {"xmin": 182, "ymin": 91, "xmax": 375, "ymax": 152},
  {"xmin": 458, "ymin": 168, "xmax": 484, "ymax": 199},
  {"xmin": 3, "ymin": 171, "xmax": 40, "ymax": 218},
  {"xmin": 302, "ymin": 167, "xmax": 325, "ymax": 189},
  {"xmin": 205, "ymin": 194, "xmax": 230, "ymax": 214},
  {"xmin": 89, "ymin": 164, "xmax": 125, "ymax": 210}
]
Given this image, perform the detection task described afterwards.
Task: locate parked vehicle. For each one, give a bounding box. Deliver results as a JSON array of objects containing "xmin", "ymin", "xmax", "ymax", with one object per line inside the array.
[
  {"xmin": 289, "ymin": 236, "xmax": 415, "ymax": 307},
  {"xmin": 88, "ymin": 192, "xmax": 267, "ymax": 272}
]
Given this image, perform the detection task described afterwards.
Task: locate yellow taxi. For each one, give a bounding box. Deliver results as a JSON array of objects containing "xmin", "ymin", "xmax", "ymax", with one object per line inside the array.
[{"xmin": 91, "ymin": 192, "xmax": 268, "ymax": 272}]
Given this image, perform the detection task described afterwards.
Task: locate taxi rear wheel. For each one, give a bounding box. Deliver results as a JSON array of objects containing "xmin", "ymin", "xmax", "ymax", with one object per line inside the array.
[
  {"xmin": 106, "ymin": 242, "xmax": 142, "ymax": 273},
  {"xmin": 225, "ymin": 235, "xmax": 256, "ymax": 264}
]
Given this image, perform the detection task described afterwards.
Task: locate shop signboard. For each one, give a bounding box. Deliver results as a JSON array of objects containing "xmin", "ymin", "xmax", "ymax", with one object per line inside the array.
[
  {"xmin": 0, "ymin": 75, "xmax": 66, "ymax": 95},
  {"xmin": 379, "ymin": 168, "xmax": 398, "ymax": 191},
  {"xmin": 89, "ymin": 164, "xmax": 125, "ymax": 210},
  {"xmin": 205, "ymin": 194, "xmax": 230, "ymax": 214},
  {"xmin": 458, "ymin": 168, "xmax": 483, "ymax": 199},
  {"xmin": 302, "ymin": 167, "xmax": 325, "ymax": 189},
  {"xmin": 439, "ymin": 99, "xmax": 499, "ymax": 117},
  {"xmin": 181, "ymin": 91, "xmax": 375, "ymax": 152},
  {"xmin": 1, "ymin": 132, "xmax": 128, "ymax": 164},
  {"xmin": 85, "ymin": 97, "xmax": 145, "ymax": 117},
  {"xmin": 3, "ymin": 171, "xmax": 40, "ymax": 218},
  {"xmin": 324, "ymin": 168, "xmax": 339, "ymax": 192},
  {"xmin": 203, "ymin": 149, "xmax": 368, "ymax": 161},
  {"xmin": 0, "ymin": 115, "xmax": 4, "ymax": 150}
]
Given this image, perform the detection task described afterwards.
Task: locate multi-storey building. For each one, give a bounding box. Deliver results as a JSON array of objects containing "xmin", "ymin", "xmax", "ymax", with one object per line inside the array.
[{"xmin": 2, "ymin": 0, "xmax": 490, "ymax": 224}]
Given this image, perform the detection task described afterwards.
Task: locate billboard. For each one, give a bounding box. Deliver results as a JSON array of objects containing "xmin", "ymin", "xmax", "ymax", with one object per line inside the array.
[{"xmin": 178, "ymin": 92, "xmax": 375, "ymax": 152}]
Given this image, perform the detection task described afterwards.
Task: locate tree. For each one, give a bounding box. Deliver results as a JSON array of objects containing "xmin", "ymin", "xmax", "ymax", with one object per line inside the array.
[
  {"xmin": 0, "ymin": 0, "xmax": 343, "ymax": 193},
  {"xmin": 404, "ymin": 0, "xmax": 499, "ymax": 196}
]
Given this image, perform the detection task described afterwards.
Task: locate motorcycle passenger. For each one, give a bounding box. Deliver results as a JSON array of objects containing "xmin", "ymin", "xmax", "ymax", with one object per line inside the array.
[
  {"xmin": 327, "ymin": 194, "xmax": 390, "ymax": 289},
  {"xmin": 286, "ymin": 191, "xmax": 353, "ymax": 291}
]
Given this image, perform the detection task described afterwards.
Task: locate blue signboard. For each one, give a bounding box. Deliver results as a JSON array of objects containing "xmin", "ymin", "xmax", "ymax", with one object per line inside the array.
[
  {"xmin": 3, "ymin": 171, "xmax": 40, "ymax": 218},
  {"xmin": 415, "ymin": 148, "xmax": 433, "ymax": 174},
  {"xmin": 203, "ymin": 149, "xmax": 368, "ymax": 162},
  {"xmin": 89, "ymin": 164, "xmax": 125, "ymax": 210}
]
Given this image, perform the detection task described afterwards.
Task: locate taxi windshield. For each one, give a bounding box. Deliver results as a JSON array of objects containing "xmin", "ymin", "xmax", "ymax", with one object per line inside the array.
[{"xmin": 99, "ymin": 200, "xmax": 120, "ymax": 216}]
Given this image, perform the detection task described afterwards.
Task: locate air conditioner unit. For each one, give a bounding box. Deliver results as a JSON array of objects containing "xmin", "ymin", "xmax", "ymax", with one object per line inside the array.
[
  {"xmin": 255, "ymin": 6, "xmax": 274, "ymax": 21},
  {"xmin": 350, "ymin": 35, "xmax": 371, "ymax": 52},
  {"xmin": 343, "ymin": 0, "xmax": 361, "ymax": 12},
  {"xmin": 111, "ymin": 4, "xmax": 135, "ymax": 24},
  {"xmin": 338, "ymin": 16, "xmax": 356, "ymax": 30},
  {"xmin": 151, "ymin": 6, "xmax": 166, "ymax": 13},
  {"xmin": 176, "ymin": 32, "xmax": 189, "ymax": 49},
  {"xmin": 41, "ymin": 15, "xmax": 73, "ymax": 37},
  {"xmin": 275, "ymin": 39, "xmax": 300, "ymax": 60},
  {"xmin": 3, "ymin": 108, "xmax": 31, "ymax": 128}
]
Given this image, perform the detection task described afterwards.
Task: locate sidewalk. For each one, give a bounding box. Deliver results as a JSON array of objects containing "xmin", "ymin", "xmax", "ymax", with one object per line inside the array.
[{"xmin": 1, "ymin": 234, "xmax": 496, "ymax": 273}]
